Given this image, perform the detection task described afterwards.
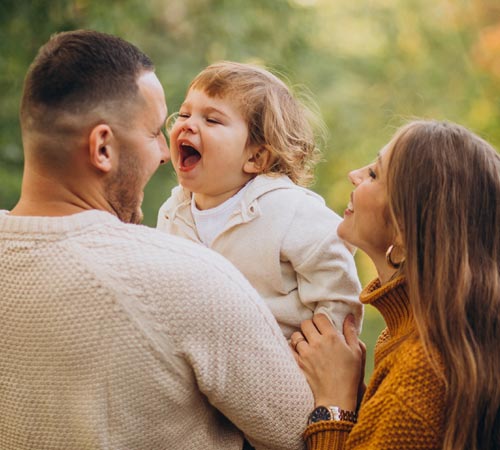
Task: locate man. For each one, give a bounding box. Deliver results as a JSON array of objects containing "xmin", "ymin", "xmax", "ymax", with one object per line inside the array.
[{"xmin": 0, "ymin": 30, "xmax": 313, "ymax": 449}]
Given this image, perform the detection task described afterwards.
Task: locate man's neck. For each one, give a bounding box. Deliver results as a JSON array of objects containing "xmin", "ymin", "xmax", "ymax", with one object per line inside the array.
[
  {"xmin": 10, "ymin": 167, "xmax": 110, "ymax": 218},
  {"xmin": 9, "ymin": 198, "xmax": 88, "ymax": 217}
]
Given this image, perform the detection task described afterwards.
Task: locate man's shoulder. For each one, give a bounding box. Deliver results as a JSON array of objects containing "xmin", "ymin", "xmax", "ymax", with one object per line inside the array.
[
  {"xmin": 105, "ymin": 221, "xmax": 232, "ymax": 267},
  {"xmin": 83, "ymin": 219, "xmax": 261, "ymax": 301},
  {"xmin": 112, "ymin": 222, "xmax": 274, "ymax": 320}
]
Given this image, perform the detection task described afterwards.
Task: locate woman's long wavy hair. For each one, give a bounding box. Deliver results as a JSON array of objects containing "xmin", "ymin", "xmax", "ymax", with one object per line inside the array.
[{"xmin": 386, "ymin": 120, "xmax": 500, "ymax": 450}]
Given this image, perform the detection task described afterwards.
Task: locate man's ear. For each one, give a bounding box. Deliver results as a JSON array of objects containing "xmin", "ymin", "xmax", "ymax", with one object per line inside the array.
[
  {"xmin": 243, "ymin": 146, "xmax": 272, "ymax": 174},
  {"xmin": 88, "ymin": 124, "xmax": 115, "ymax": 173}
]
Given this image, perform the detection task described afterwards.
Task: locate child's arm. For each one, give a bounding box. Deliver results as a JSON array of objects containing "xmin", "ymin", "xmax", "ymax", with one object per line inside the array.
[{"xmin": 282, "ymin": 194, "xmax": 363, "ymax": 333}]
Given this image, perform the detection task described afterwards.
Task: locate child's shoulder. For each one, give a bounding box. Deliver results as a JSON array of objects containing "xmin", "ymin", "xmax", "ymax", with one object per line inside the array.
[
  {"xmin": 251, "ymin": 174, "xmax": 326, "ymax": 204},
  {"xmin": 248, "ymin": 174, "xmax": 322, "ymax": 202},
  {"xmin": 248, "ymin": 175, "xmax": 340, "ymax": 221},
  {"xmin": 159, "ymin": 185, "xmax": 191, "ymax": 213}
]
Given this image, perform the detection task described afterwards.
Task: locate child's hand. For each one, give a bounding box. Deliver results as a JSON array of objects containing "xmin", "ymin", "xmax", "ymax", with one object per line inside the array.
[{"xmin": 291, "ymin": 314, "xmax": 365, "ymax": 412}]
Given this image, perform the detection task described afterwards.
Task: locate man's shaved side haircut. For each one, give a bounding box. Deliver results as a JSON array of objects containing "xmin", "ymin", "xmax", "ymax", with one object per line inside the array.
[{"xmin": 20, "ymin": 29, "xmax": 154, "ymax": 130}]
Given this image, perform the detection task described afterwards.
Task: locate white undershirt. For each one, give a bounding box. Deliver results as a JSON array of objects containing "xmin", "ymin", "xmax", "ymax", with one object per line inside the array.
[{"xmin": 191, "ymin": 182, "xmax": 252, "ymax": 247}]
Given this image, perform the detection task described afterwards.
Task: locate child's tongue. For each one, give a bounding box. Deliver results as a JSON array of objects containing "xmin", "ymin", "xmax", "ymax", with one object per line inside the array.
[
  {"xmin": 180, "ymin": 144, "xmax": 201, "ymax": 168},
  {"xmin": 184, "ymin": 153, "xmax": 201, "ymax": 167}
]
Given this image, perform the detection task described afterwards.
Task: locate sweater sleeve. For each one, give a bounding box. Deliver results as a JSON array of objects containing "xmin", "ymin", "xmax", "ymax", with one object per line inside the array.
[
  {"xmin": 281, "ymin": 195, "xmax": 363, "ymax": 333},
  {"xmin": 339, "ymin": 391, "xmax": 442, "ymax": 449},
  {"xmin": 317, "ymin": 338, "xmax": 445, "ymax": 450},
  {"xmin": 303, "ymin": 391, "xmax": 441, "ymax": 450},
  {"xmin": 163, "ymin": 245, "xmax": 314, "ymax": 450},
  {"xmin": 303, "ymin": 421, "xmax": 353, "ymax": 450}
]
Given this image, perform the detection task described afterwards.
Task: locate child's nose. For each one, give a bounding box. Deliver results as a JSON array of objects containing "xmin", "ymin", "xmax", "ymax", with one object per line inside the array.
[{"xmin": 180, "ymin": 116, "xmax": 198, "ymax": 133}]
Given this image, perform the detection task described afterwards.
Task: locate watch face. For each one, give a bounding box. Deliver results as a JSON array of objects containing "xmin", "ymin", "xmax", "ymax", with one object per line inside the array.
[{"xmin": 309, "ymin": 406, "xmax": 331, "ymax": 423}]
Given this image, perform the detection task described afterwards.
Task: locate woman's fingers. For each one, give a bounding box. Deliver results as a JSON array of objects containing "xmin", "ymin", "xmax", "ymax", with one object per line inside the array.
[
  {"xmin": 312, "ymin": 313, "xmax": 337, "ymax": 335},
  {"xmin": 293, "ymin": 314, "xmax": 354, "ymax": 356},
  {"xmin": 343, "ymin": 314, "xmax": 359, "ymax": 347},
  {"xmin": 299, "ymin": 317, "xmax": 321, "ymax": 342},
  {"xmin": 292, "ymin": 314, "xmax": 366, "ymax": 411},
  {"xmin": 290, "ymin": 332, "xmax": 308, "ymax": 353},
  {"xmin": 356, "ymin": 340, "xmax": 367, "ymax": 408},
  {"xmin": 359, "ymin": 341, "xmax": 367, "ymax": 370},
  {"xmin": 300, "ymin": 314, "xmax": 341, "ymax": 347}
]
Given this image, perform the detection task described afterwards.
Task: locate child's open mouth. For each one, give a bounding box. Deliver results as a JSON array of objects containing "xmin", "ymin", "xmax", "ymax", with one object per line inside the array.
[{"xmin": 179, "ymin": 143, "xmax": 201, "ymax": 171}]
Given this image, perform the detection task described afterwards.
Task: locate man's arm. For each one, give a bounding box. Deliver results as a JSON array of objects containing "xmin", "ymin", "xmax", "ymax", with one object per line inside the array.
[{"xmin": 173, "ymin": 249, "xmax": 314, "ymax": 450}]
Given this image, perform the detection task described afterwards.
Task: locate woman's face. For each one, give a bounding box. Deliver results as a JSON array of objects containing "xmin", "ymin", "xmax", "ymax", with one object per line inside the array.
[{"xmin": 337, "ymin": 145, "xmax": 396, "ymax": 265}]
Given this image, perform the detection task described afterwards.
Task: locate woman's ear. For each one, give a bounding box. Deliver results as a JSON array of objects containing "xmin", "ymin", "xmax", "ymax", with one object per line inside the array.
[
  {"xmin": 88, "ymin": 124, "xmax": 115, "ymax": 173},
  {"xmin": 243, "ymin": 145, "xmax": 271, "ymax": 174}
]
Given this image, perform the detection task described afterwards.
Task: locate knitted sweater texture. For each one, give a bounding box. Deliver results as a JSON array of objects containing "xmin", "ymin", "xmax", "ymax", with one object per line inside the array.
[
  {"xmin": 0, "ymin": 210, "xmax": 313, "ymax": 450},
  {"xmin": 304, "ymin": 276, "xmax": 446, "ymax": 449}
]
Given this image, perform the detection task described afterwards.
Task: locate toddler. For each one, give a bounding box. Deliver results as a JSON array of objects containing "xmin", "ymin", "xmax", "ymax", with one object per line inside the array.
[{"xmin": 157, "ymin": 61, "xmax": 362, "ymax": 338}]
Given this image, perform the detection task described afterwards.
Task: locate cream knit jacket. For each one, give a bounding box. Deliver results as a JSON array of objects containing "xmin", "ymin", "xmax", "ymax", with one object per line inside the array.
[
  {"xmin": 157, "ymin": 175, "xmax": 362, "ymax": 339},
  {"xmin": 0, "ymin": 210, "xmax": 313, "ymax": 450}
]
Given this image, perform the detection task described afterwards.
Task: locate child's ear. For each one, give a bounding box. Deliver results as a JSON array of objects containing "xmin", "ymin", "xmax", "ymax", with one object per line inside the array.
[{"xmin": 244, "ymin": 146, "xmax": 271, "ymax": 174}]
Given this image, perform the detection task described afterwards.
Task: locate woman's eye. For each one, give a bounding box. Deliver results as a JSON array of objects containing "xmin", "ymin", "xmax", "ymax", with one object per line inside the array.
[{"xmin": 368, "ymin": 167, "xmax": 377, "ymax": 179}]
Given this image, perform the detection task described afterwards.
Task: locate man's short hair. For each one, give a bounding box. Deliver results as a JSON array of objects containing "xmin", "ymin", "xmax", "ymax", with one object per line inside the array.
[{"xmin": 20, "ymin": 29, "xmax": 154, "ymax": 130}]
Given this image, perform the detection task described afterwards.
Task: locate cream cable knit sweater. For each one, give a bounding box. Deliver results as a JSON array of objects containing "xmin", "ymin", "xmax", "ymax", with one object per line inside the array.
[{"xmin": 0, "ymin": 210, "xmax": 313, "ymax": 450}]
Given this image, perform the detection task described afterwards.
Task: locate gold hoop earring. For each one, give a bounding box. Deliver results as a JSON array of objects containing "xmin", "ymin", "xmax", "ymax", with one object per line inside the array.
[{"xmin": 386, "ymin": 244, "xmax": 405, "ymax": 269}]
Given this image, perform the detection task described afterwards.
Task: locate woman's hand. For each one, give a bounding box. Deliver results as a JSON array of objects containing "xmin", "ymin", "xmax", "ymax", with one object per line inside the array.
[{"xmin": 291, "ymin": 314, "xmax": 366, "ymax": 411}]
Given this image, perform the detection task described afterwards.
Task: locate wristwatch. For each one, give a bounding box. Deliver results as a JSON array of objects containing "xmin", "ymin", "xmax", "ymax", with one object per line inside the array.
[{"xmin": 308, "ymin": 405, "xmax": 358, "ymax": 424}]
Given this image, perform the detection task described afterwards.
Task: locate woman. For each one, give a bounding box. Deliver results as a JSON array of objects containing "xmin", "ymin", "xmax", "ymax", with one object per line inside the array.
[{"xmin": 291, "ymin": 120, "xmax": 500, "ymax": 450}]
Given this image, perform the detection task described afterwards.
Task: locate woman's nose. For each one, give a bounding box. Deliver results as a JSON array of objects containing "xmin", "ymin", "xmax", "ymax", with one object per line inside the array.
[{"xmin": 348, "ymin": 168, "xmax": 363, "ymax": 186}]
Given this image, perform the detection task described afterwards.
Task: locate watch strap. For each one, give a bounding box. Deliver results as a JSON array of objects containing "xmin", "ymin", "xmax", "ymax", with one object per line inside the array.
[
  {"xmin": 308, "ymin": 405, "xmax": 358, "ymax": 425},
  {"xmin": 329, "ymin": 406, "xmax": 358, "ymax": 423}
]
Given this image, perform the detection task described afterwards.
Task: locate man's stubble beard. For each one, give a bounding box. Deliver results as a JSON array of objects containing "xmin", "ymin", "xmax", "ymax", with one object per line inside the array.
[{"xmin": 105, "ymin": 149, "xmax": 144, "ymax": 225}]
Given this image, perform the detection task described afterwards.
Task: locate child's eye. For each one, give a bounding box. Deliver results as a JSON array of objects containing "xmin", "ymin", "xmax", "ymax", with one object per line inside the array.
[
  {"xmin": 206, "ymin": 117, "xmax": 220, "ymax": 124},
  {"xmin": 368, "ymin": 167, "xmax": 377, "ymax": 179},
  {"xmin": 178, "ymin": 112, "xmax": 190, "ymax": 119}
]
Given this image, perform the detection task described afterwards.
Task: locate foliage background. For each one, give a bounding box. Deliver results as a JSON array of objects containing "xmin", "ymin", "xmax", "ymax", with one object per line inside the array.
[{"xmin": 1, "ymin": 0, "xmax": 500, "ymax": 380}]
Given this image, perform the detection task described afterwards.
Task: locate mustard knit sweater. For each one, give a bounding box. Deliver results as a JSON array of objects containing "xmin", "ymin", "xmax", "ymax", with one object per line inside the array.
[{"xmin": 304, "ymin": 276, "xmax": 446, "ymax": 449}]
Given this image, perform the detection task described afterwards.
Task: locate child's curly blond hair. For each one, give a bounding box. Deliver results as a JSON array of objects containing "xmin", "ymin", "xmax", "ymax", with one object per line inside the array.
[{"xmin": 188, "ymin": 61, "xmax": 323, "ymax": 187}]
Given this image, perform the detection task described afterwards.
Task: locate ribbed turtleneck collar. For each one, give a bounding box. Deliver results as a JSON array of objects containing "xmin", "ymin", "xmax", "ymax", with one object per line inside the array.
[{"xmin": 360, "ymin": 276, "xmax": 414, "ymax": 336}]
